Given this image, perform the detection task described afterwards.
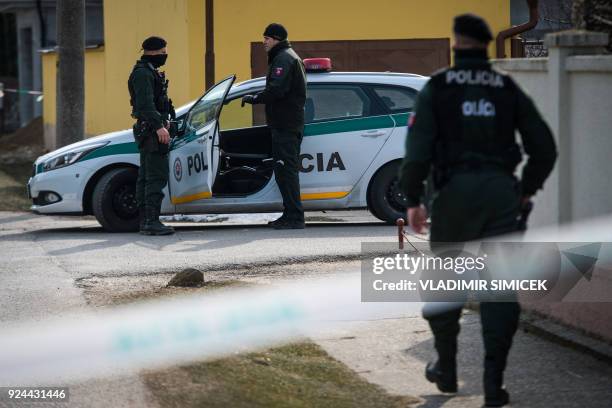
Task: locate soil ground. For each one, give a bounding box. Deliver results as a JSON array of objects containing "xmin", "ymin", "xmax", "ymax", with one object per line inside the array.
[{"xmin": 0, "ymin": 117, "xmax": 44, "ymax": 212}]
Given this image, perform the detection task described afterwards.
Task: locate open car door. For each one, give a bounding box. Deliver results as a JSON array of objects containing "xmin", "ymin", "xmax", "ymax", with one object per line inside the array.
[{"xmin": 168, "ymin": 75, "xmax": 235, "ymax": 205}]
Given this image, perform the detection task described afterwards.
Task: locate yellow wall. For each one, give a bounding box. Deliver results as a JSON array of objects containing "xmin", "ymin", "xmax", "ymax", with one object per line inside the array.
[
  {"xmin": 42, "ymin": 0, "xmax": 205, "ymax": 138},
  {"xmin": 41, "ymin": 47, "xmax": 106, "ymax": 136},
  {"xmin": 102, "ymin": 0, "xmax": 205, "ymax": 132},
  {"xmin": 215, "ymin": 0, "xmax": 511, "ymax": 83},
  {"xmin": 42, "ymin": 0, "xmax": 510, "ymax": 140}
]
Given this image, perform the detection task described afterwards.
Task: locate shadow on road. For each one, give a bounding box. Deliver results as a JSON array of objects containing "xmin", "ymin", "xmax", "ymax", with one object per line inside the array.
[{"xmin": 15, "ymin": 221, "xmax": 394, "ymax": 257}]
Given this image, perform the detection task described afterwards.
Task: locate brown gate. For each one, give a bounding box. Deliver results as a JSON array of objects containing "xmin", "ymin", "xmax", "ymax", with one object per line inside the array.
[{"xmin": 251, "ymin": 38, "xmax": 450, "ymax": 78}]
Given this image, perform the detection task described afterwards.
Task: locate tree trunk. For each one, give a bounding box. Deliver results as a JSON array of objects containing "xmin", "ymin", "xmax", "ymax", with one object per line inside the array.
[{"xmin": 56, "ymin": 0, "xmax": 85, "ymax": 147}]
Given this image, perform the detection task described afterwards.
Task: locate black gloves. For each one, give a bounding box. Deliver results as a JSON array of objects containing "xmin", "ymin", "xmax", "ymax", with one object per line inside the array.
[{"xmin": 241, "ymin": 94, "xmax": 257, "ymax": 107}]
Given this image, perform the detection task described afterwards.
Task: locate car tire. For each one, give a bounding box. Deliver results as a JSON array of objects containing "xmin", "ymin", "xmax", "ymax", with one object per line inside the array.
[
  {"xmin": 368, "ymin": 162, "xmax": 409, "ymax": 225},
  {"xmin": 92, "ymin": 168, "xmax": 139, "ymax": 232}
]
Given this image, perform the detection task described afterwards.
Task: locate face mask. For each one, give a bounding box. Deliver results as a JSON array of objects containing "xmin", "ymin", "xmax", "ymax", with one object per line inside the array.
[{"xmin": 143, "ymin": 53, "xmax": 168, "ymax": 68}]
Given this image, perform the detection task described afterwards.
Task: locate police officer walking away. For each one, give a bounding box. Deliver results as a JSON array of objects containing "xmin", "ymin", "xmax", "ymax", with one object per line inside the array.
[
  {"xmin": 128, "ymin": 36, "xmax": 175, "ymax": 235},
  {"xmin": 398, "ymin": 14, "xmax": 557, "ymax": 407},
  {"xmin": 242, "ymin": 23, "xmax": 307, "ymax": 229}
]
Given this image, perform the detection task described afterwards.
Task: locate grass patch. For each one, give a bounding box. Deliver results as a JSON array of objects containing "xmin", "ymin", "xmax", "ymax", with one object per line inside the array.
[
  {"xmin": 0, "ymin": 160, "xmax": 33, "ymax": 211},
  {"xmin": 143, "ymin": 342, "xmax": 417, "ymax": 408},
  {"xmin": 81, "ymin": 275, "xmax": 418, "ymax": 407}
]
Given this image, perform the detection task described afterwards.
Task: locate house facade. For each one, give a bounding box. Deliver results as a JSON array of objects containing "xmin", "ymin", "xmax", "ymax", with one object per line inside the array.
[{"xmin": 39, "ymin": 0, "xmax": 513, "ymax": 148}]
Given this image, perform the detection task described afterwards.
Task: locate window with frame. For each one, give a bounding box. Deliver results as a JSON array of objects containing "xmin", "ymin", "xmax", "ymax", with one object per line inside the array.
[
  {"xmin": 372, "ymin": 86, "xmax": 417, "ymax": 113},
  {"xmin": 305, "ymin": 85, "xmax": 371, "ymax": 123}
]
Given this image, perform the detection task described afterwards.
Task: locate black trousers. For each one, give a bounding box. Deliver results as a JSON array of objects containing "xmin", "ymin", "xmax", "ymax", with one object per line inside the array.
[
  {"xmin": 136, "ymin": 149, "xmax": 169, "ymax": 210},
  {"xmin": 271, "ymin": 128, "xmax": 304, "ymax": 222},
  {"xmin": 424, "ymin": 171, "xmax": 521, "ymax": 395}
]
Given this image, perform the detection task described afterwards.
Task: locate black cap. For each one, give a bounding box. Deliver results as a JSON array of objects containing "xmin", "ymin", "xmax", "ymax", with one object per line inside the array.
[
  {"xmin": 142, "ymin": 36, "xmax": 167, "ymax": 51},
  {"xmin": 263, "ymin": 23, "xmax": 288, "ymax": 41},
  {"xmin": 453, "ymin": 14, "xmax": 493, "ymax": 43}
]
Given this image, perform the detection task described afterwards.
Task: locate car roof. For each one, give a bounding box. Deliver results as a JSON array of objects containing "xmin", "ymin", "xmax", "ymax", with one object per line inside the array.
[
  {"xmin": 175, "ymin": 72, "xmax": 429, "ymax": 116},
  {"xmin": 233, "ymin": 72, "xmax": 428, "ymax": 93}
]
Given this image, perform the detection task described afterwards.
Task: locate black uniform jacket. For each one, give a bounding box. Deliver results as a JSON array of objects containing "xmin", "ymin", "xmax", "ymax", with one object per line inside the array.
[
  {"xmin": 254, "ymin": 41, "xmax": 307, "ymax": 131},
  {"xmin": 399, "ymin": 50, "xmax": 557, "ymax": 207},
  {"xmin": 128, "ymin": 60, "xmax": 167, "ymax": 131}
]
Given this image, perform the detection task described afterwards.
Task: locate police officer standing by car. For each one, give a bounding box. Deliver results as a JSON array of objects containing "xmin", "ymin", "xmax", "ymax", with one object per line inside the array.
[
  {"xmin": 128, "ymin": 36, "xmax": 175, "ymax": 236},
  {"xmin": 242, "ymin": 23, "xmax": 307, "ymax": 229},
  {"xmin": 398, "ymin": 14, "xmax": 557, "ymax": 407}
]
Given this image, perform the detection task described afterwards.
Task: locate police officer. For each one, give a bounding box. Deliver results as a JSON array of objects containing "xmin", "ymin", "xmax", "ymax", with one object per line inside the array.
[
  {"xmin": 128, "ymin": 36, "xmax": 175, "ymax": 235},
  {"xmin": 398, "ymin": 14, "xmax": 557, "ymax": 407},
  {"xmin": 242, "ymin": 23, "xmax": 307, "ymax": 229}
]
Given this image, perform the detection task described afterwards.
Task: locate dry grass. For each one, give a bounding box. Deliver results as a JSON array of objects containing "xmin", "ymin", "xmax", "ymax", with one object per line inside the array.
[
  {"xmin": 80, "ymin": 275, "xmax": 419, "ymax": 408},
  {"xmin": 0, "ymin": 160, "xmax": 33, "ymax": 211}
]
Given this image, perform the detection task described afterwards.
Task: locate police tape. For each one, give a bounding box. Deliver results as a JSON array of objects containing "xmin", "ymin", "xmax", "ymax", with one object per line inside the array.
[
  {"xmin": 0, "ymin": 88, "xmax": 44, "ymax": 102},
  {"xmin": 2, "ymin": 88, "xmax": 43, "ymax": 95},
  {"xmin": 1, "ymin": 214, "xmax": 612, "ymax": 386},
  {"xmin": 0, "ymin": 274, "xmax": 440, "ymax": 386}
]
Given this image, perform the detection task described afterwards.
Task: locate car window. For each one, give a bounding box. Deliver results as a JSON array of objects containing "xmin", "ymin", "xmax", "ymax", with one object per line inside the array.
[
  {"xmin": 372, "ymin": 86, "xmax": 417, "ymax": 113},
  {"xmin": 185, "ymin": 76, "xmax": 234, "ymax": 134},
  {"xmin": 306, "ymin": 85, "xmax": 371, "ymax": 123},
  {"xmin": 220, "ymin": 90, "xmax": 266, "ymax": 130}
]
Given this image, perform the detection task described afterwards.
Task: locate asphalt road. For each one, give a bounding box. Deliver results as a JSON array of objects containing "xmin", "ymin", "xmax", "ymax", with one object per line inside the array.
[
  {"xmin": 2, "ymin": 210, "xmax": 611, "ymax": 408},
  {"xmin": 0, "ymin": 210, "xmax": 400, "ymax": 321},
  {"xmin": 0, "ymin": 210, "xmax": 400, "ymax": 407}
]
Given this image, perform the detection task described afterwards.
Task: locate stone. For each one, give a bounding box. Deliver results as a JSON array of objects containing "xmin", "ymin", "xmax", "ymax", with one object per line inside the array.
[{"xmin": 167, "ymin": 268, "xmax": 205, "ymax": 287}]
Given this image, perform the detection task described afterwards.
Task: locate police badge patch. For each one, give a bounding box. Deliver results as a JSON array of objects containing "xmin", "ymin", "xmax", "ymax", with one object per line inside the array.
[
  {"xmin": 174, "ymin": 157, "xmax": 183, "ymax": 182},
  {"xmin": 274, "ymin": 67, "xmax": 284, "ymax": 77}
]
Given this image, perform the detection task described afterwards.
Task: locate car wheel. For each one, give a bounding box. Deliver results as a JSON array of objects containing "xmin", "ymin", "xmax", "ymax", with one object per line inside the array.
[
  {"xmin": 92, "ymin": 168, "xmax": 139, "ymax": 232},
  {"xmin": 368, "ymin": 162, "xmax": 410, "ymax": 224}
]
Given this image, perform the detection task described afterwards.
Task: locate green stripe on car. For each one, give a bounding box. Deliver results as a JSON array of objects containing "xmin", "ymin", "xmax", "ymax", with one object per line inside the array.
[
  {"xmin": 75, "ymin": 114, "xmax": 402, "ymax": 163},
  {"xmin": 81, "ymin": 142, "xmax": 139, "ymax": 161},
  {"xmin": 305, "ymin": 114, "xmax": 395, "ymax": 137}
]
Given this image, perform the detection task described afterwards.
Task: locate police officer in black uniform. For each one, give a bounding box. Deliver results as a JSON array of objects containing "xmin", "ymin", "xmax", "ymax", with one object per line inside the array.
[
  {"xmin": 128, "ymin": 36, "xmax": 175, "ymax": 235},
  {"xmin": 398, "ymin": 14, "xmax": 557, "ymax": 407},
  {"xmin": 242, "ymin": 23, "xmax": 307, "ymax": 229}
]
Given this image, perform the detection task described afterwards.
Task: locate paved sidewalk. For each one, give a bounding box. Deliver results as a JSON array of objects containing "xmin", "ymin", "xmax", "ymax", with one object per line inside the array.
[
  {"xmin": 0, "ymin": 213, "xmax": 155, "ymax": 407},
  {"xmin": 315, "ymin": 310, "xmax": 612, "ymax": 407}
]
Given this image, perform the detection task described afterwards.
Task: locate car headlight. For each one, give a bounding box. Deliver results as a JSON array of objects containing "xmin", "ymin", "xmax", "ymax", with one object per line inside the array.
[{"xmin": 41, "ymin": 142, "xmax": 109, "ymax": 172}]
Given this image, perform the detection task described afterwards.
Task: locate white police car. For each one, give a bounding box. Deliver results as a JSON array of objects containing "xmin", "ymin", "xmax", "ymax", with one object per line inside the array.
[{"xmin": 28, "ymin": 59, "xmax": 427, "ymax": 231}]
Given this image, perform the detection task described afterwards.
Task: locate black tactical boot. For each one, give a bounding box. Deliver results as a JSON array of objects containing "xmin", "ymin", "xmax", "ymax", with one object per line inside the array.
[
  {"xmin": 425, "ymin": 361, "xmax": 458, "ymax": 393},
  {"xmin": 268, "ymin": 214, "xmax": 287, "ymax": 227},
  {"xmin": 141, "ymin": 206, "xmax": 174, "ymax": 236},
  {"xmin": 273, "ymin": 219, "xmax": 305, "ymax": 230},
  {"xmin": 138, "ymin": 207, "xmax": 146, "ymax": 232},
  {"xmin": 484, "ymin": 389, "xmax": 509, "ymax": 407}
]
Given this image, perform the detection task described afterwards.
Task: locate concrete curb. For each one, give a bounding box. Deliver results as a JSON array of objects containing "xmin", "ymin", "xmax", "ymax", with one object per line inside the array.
[{"xmin": 521, "ymin": 313, "xmax": 612, "ymax": 365}]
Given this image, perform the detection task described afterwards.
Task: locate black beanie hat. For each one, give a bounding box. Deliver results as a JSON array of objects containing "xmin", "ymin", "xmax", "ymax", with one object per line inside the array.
[
  {"xmin": 453, "ymin": 14, "xmax": 493, "ymax": 43},
  {"xmin": 263, "ymin": 23, "xmax": 288, "ymax": 41},
  {"xmin": 142, "ymin": 36, "xmax": 167, "ymax": 51}
]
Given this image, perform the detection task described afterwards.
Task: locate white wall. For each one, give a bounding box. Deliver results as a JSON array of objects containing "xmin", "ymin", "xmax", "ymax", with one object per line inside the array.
[
  {"xmin": 567, "ymin": 60, "xmax": 612, "ymax": 220},
  {"xmin": 493, "ymin": 32, "xmax": 612, "ymax": 228},
  {"xmin": 493, "ymin": 32, "xmax": 612, "ymax": 341}
]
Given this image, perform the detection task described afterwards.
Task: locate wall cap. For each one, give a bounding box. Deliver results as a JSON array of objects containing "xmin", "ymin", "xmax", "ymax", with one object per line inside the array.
[
  {"xmin": 566, "ymin": 55, "xmax": 612, "ymax": 72},
  {"xmin": 492, "ymin": 58, "xmax": 548, "ymax": 72},
  {"xmin": 545, "ymin": 30, "xmax": 609, "ymax": 49}
]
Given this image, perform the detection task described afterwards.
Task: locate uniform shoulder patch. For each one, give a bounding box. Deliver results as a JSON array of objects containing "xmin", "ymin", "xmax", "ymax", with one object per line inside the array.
[
  {"xmin": 273, "ymin": 66, "xmax": 284, "ymax": 77},
  {"xmin": 408, "ymin": 112, "xmax": 416, "ymax": 128}
]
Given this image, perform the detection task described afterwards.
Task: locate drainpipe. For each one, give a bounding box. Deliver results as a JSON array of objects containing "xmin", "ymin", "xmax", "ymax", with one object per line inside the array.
[
  {"xmin": 205, "ymin": 0, "xmax": 215, "ymax": 90},
  {"xmin": 496, "ymin": 0, "xmax": 539, "ymax": 58}
]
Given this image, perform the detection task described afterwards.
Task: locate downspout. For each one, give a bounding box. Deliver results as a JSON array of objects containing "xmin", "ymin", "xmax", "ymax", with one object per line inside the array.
[
  {"xmin": 35, "ymin": 0, "xmax": 47, "ymax": 47},
  {"xmin": 205, "ymin": 0, "xmax": 215, "ymax": 90},
  {"xmin": 496, "ymin": 0, "xmax": 539, "ymax": 58}
]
